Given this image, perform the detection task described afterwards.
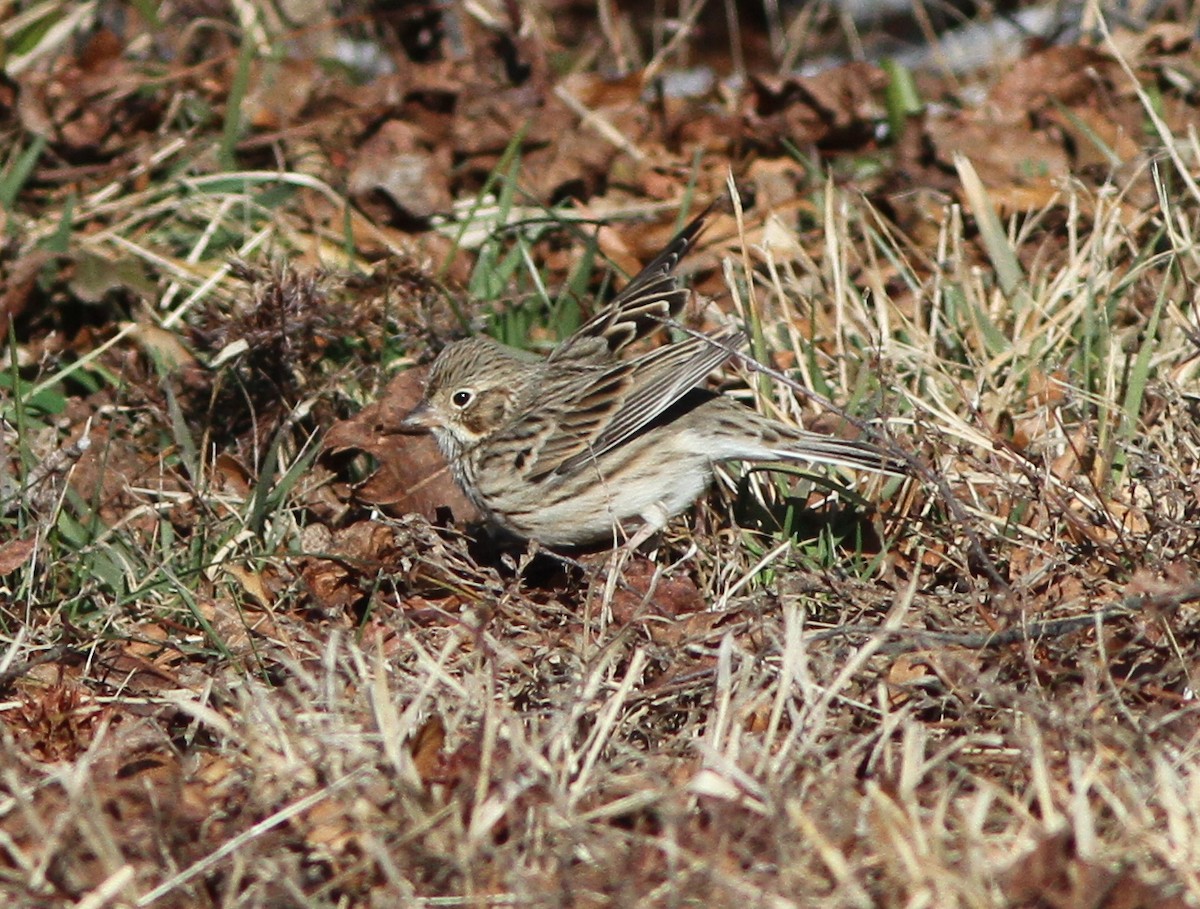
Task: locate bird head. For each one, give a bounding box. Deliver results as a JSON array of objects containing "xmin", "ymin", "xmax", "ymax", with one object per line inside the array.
[{"xmin": 401, "ymin": 337, "xmax": 528, "ymax": 456}]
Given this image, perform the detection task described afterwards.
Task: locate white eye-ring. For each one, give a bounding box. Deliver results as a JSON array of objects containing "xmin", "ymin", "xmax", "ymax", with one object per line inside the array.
[{"xmin": 451, "ymin": 389, "xmax": 473, "ymax": 408}]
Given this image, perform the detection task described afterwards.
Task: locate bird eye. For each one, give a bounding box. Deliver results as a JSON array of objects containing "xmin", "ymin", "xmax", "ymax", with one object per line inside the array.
[{"xmin": 451, "ymin": 389, "xmax": 473, "ymax": 408}]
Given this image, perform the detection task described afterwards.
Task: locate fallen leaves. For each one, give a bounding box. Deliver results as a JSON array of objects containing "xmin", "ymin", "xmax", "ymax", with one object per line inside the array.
[
  {"xmin": 745, "ymin": 63, "xmax": 889, "ymax": 151},
  {"xmin": 5, "ymin": 4, "xmax": 1200, "ymax": 907},
  {"xmin": 349, "ymin": 120, "xmax": 454, "ymax": 223},
  {"xmin": 324, "ymin": 366, "xmax": 478, "ymax": 524}
]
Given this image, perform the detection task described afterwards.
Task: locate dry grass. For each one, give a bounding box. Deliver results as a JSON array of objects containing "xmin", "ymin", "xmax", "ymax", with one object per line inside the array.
[{"xmin": 2, "ymin": 2, "xmax": 1200, "ymax": 907}]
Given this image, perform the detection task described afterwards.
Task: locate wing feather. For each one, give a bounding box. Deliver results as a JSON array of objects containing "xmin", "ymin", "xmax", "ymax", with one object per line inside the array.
[
  {"xmin": 541, "ymin": 327, "xmax": 745, "ymax": 478},
  {"xmin": 550, "ymin": 201, "xmax": 717, "ymax": 361}
]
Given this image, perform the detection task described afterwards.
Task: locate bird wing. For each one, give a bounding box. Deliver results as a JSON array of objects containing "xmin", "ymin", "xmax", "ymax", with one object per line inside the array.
[
  {"xmin": 511, "ymin": 362, "xmax": 629, "ymax": 481},
  {"xmin": 523, "ymin": 327, "xmax": 745, "ymax": 481},
  {"xmin": 548, "ymin": 201, "xmax": 716, "ymax": 362}
]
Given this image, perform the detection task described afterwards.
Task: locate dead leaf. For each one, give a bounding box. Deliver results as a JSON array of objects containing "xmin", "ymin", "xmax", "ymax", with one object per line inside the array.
[
  {"xmin": 411, "ymin": 715, "xmax": 447, "ymax": 785},
  {"xmin": 885, "ymin": 654, "xmax": 930, "ymax": 707},
  {"xmin": 325, "ymin": 368, "xmax": 478, "ymax": 524},
  {"xmin": 926, "ymin": 114, "xmax": 1069, "ymax": 212},
  {"xmin": 348, "ymin": 120, "xmax": 453, "ymax": 221},
  {"xmin": 0, "ymin": 536, "xmax": 37, "ymax": 575},
  {"xmin": 1, "ymin": 249, "xmax": 54, "ymax": 343},
  {"xmin": 745, "ymin": 63, "xmax": 887, "ymax": 149},
  {"xmin": 988, "ymin": 46, "xmax": 1116, "ymax": 116},
  {"xmin": 125, "ymin": 322, "xmax": 198, "ymax": 374},
  {"xmin": 605, "ymin": 558, "xmax": 706, "ymax": 626},
  {"xmin": 299, "ymin": 521, "xmax": 403, "ymax": 611}
]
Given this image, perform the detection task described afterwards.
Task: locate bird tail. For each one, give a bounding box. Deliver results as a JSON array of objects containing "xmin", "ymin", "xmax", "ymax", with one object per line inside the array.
[{"xmin": 767, "ymin": 429, "xmax": 910, "ymax": 477}]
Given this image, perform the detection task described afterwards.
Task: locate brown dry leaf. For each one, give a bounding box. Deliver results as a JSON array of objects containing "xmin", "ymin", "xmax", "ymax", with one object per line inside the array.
[
  {"xmin": 67, "ymin": 420, "xmax": 163, "ymax": 532},
  {"xmin": 1000, "ymin": 828, "xmax": 1104, "ymax": 905},
  {"xmin": 885, "ymin": 654, "xmax": 930, "ymax": 707},
  {"xmin": 1044, "ymin": 102, "xmax": 1143, "ymax": 172},
  {"xmin": 1026, "ymin": 368, "xmax": 1069, "ymax": 409},
  {"xmin": 325, "ymin": 367, "xmax": 477, "ymax": 524},
  {"xmin": 120, "ymin": 622, "xmax": 175, "ymax": 667},
  {"xmin": 568, "ymin": 70, "xmax": 643, "ymax": 109},
  {"xmin": 349, "ymin": 120, "xmax": 453, "ymax": 221},
  {"xmin": 587, "ymin": 203, "xmax": 735, "ymax": 288},
  {"xmin": 925, "ymin": 114, "xmax": 1069, "ymax": 212},
  {"xmin": 1008, "ymin": 541, "xmax": 1054, "ymax": 586},
  {"xmin": 522, "ymin": 125, "xmax": 618, "ymax": 202},
  {"xmin": 746, "ymin": 157, "xmax": 805, "ymax": 211},
  {"xmin": 301, "ymin": 558, "xmax": 362, "ymax": 612},
  {"xmin": 242, "ymin": 56, "xmax": 319, "ymax": 131},
  {"xmin": 1102, "ymin": 500, "xmax": 1151, "ymax": 538},
  {"xmin": 998, "ymin": 827, "xmax": 1183, "ymax": 909},
  {"xmin": 586, "ymin": 221, "xmax": 642, "ymax": 285},
  {"xmin": 745, "ymin": 62, "xmax": 886, "ymax": 149},
  {"xmin": 453, "ymin": 78, "xmax": 557, "ymax": 159},
  {"xmin": 1124, "ymin": 564, "xmax": 1198, "ymax": 602},
  {"xmin": 299, "ymin": 521, "xmax": 405, "ymax": 611},
  {"xmin": 124, "ymin": 321, "xmax": 198, "ymax": 375},
  {"xmin": 16, "ymin": 27, "xmax": 161, "ymax": 155},
  {"xmin": 920, "ymin": 649, "xmax": 987, "ymax": 700},
  {"xmin": 662, "ymin": 102, "xmax": 742, "ymax": 160},
  {"xmin": 304, "ymin": 797, "xmax": 360, "ymax": 855},
  {"xmin": 646, "ymin": 607, "xmax": 724, "ymax": 649},
  {"xmin": 13, "ymin": 684, "xmax": 108, "ymax": 763},
  {"xmin": 1101, "ymin": 872, "xmax": 1191, "ymax": 909},
  {"xmin": 742, "ymin": 704, "xmax": 771, "ymax": 734},
  {"xmin": 429, "ymin": 734, "xmax": 484, "ymax": 792},
  {"xmin": 1041, "ymin": 574, "xmax": 1089, "ymax": 613},
  {"xmin": 196, "ymin": 593, "xmax": 271, "ymax": 657},
  {"xmin": 1048, "ymin": 426, "xmax": 1091, "ymax": 481},
  {"xmin": 0, "ymin": 249, "xmax": 52, "ymax": 342},
  {"xmin": 441, "ymin": 10, "xmax": 553, "ymax": 159},
  {"xmin": 411, "ymin": 714, "xmax": 447, "ymax": 785},
  {"xmin": 988, "ymin": 46, "xmax": 1117, "ymax": 116},
  {"xmin": 223, "ymin": 562, "xmax": 276, "ymax": 609},
  {"xmin": 214, "ymin": 453, "xmax": 254, "ymax": 498},
  {"xmin": 0, "ymin": 536, "xmax": 37, "ymax": 575},
  {"xmin": 1110, "ymin": 22, "xmax": 1194, "ymax": 61},
  {"xmin": 797, "ymin": 62, "xmax": 888, "ymax": 132},
  {"xmin": 96, "ymin": 636, "xmax": 190, "ymax": 695},
  {"xmin": 605, "ymin": 559, "xmax": 706, "ymax": 626}
]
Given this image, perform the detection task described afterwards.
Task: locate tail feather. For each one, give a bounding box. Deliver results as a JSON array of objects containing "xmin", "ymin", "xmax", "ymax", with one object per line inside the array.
[
  {"xmin": 766, "ymin": 431, "xmax": 909, "ymax": 477},
  {"xmin": 703, "ymin": 397, "xmax": 910, "ymax": 477}
]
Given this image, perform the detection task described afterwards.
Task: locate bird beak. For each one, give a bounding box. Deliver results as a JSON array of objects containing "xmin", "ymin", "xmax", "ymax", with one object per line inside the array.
[{"xmin": 399, "ymin": 402, "xmax": 437, "ymax": 433}]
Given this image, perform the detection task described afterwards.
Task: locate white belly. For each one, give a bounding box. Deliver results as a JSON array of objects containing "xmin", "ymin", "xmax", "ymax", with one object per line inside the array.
[{"xmin": 488, "ymin": 443, "xmax": 716, "ymax": 546}]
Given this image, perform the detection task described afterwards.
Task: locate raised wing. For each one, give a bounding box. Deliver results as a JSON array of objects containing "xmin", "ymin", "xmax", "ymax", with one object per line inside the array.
[
  {"xmin": 549, "ymin": 200, "xmax": 718, "ymax": 362},
  {"xmin": 532, "ymin": 327, "xmax": 745, "ymax": 480}
]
